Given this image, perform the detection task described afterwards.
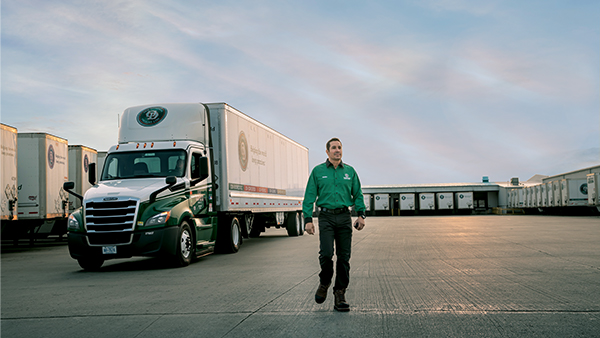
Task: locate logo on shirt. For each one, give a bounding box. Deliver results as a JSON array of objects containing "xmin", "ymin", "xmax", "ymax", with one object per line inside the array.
[{"xmin": 343, "ymin": 173, "xmax": 351, "ymax": 180}]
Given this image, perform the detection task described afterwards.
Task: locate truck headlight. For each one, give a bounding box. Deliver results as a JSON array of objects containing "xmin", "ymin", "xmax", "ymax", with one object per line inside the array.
[
  {"xmin": 68, "ymin": 214, "xmax": 80, "ymax": 230},
  {"xmin": 145, "ymin": 211, "xmax": 171, "ymax": 226}
]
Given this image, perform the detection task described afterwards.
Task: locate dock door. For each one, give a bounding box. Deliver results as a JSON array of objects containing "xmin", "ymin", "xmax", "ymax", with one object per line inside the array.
[{"xmin": 473, "ymin": 191, "xmax": 488, "ymax": 211}]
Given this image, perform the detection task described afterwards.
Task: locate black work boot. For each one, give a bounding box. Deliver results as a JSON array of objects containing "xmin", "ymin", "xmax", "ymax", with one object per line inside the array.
[
  {"xmin": 334, "ymin": 289, "xmax": 350, "ymax": 312},
  {"xmin": 315, "ymin": 283, "xmax": 330, "ymax": 304}
]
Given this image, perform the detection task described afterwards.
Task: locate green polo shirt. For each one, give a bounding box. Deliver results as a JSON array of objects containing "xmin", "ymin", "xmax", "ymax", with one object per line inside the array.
[{"xmin": 303, "ymin": 159, "xmax": 366, "ymax": 223}]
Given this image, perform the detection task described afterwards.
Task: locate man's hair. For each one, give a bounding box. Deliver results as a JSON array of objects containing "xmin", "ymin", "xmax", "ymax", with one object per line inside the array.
[{"xmin": 326, "ymin": 137, "xmax": 342, "ymax": 151}]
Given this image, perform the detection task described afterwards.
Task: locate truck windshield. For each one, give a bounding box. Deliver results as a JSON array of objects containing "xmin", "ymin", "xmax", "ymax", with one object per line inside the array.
[{"xmin": 101, "ymin": 150, "xmax": 187, "ymax": 180}]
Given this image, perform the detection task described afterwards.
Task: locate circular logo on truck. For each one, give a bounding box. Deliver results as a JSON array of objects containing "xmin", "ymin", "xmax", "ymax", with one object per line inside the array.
[
  {"xmin": 238, "ymin": 131, "xmax": 248, "ymax": 171},
  {"xmin": 137, "ymin": 107, "xmax": 168, "ymax": 127},
  {"xmin": 580, "ymin": 183, "xmax": 588, "ymax": 195},
  {"xmin": 47, "ymin": 145, "xmax": 55, "ymax": 169}
]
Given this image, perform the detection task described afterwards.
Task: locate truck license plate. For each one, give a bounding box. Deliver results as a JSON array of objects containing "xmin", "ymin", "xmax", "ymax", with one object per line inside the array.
[{"xmin": 102, "ymin": 246, "xmax": 117, "ymax": 254}]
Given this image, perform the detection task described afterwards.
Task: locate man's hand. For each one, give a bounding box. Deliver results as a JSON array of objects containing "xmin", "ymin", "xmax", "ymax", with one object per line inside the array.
[
  {"xmin": 354, "ymin": 217, "xmax": 366, "ymax": 231},
  {"xmin": 305, "ymin": 222, "xmax": 315, "ymax": 235}
]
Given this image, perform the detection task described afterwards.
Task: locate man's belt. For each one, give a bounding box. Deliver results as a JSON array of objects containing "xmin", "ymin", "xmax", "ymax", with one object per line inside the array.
[{"xmin": 320, "ymin": 207, "xmax": 349, "ymax": 214}]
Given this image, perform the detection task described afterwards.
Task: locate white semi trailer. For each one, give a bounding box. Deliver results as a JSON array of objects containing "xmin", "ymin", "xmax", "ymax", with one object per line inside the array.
[
  {"xmin": 436, "ymin": 193, "xmax": 454, "ymax": 210},
  {"xmin": 1, "ymin": 124, "xmax": 18, "ymax": 221},
  {"xmin": 560, "ymin": 179, "xmax": 588, "ymax": 207},
  {"xmin": 419, "ymin": 193, "xmax": 435, "ymax": 210},
  {"xmin": 68, "ymin": 145, "xmax": 98, "ymax": 213},
  {"xmin": 17, "ymin": 133, "xmax": 69, "ymax": 222},
  {"xmin": 455, "ymin": 192, "xmax": 474, "ymax": 209},
  {"xmin": 64, "ymin": 103, "xmax": 309, "ymax": 270},
  {"xmin": 400, "ymin": 193, "xmax": 415, "ymax": 210}
]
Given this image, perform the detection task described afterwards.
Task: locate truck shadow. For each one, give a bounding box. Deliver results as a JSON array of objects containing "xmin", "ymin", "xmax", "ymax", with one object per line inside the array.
[{"xmin": 74, "ymin": 234, "xmax": 306, "ymax": 272}]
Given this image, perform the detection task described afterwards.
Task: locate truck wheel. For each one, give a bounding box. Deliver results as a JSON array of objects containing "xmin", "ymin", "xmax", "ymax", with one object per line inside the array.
[
  {"xmin": 77, "ymin": 257, "xmax": 104, "ymax": 271},
  {"xmin": 285, "ymin": 212, "xmax": 301, "ymax": 237},
  {"xmin": 173, "ymin": 221, "xmax": 194, "ymax": 267},
  {"xmin": 216, "ymin": 217, "xmax": 241, "ymax": 253}
]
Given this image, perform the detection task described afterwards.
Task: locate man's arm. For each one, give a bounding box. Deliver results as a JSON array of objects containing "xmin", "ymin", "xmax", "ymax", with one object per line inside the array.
[
  {"xmin": 352, "ymin": 169, "xmax": 366, "ymax": 231},
  {"xmin": 303, "ymin": 169, "xmax": 318, "ymax": 235}
]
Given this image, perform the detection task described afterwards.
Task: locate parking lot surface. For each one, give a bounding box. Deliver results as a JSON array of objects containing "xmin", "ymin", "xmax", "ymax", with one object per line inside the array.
[{"xmin": 2, "ymin": 215, "xmax": 599, "ymax": 337}]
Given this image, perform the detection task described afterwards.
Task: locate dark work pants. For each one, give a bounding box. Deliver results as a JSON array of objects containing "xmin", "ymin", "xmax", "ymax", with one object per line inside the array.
[{"xmin": 318, "ymin": 211, "xmax": 353, "ymax": 291}]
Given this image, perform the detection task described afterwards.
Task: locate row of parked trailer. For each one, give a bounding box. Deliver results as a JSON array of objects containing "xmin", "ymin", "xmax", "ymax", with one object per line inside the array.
[
  {"xmin": 1, "ymin": 123, "xmax": 99, "ymax": 238},
  {"xmin": 363, "ymin": 192, "xmax": 476, "ymax": 212},
  {"xmin": 506, "ymin": 177, "xmax": 598, "ymax": 209}
]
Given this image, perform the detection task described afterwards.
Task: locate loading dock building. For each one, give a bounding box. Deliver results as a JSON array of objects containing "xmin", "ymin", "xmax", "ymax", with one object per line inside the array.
[{"xmin": 362, "ymin": 165, "xmax": 600, "ymax": 216}]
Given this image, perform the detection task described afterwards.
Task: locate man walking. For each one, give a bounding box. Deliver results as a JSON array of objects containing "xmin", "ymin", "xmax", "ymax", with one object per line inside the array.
[{"xmin": 303, "ymin": 137, "xmax": 366, "ymax": 312}]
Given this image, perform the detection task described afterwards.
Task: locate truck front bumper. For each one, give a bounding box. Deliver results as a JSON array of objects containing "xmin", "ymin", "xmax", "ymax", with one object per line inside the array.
[{"xmin": 68, "ymin": 226, "xmax": 179, "ymax": 260}]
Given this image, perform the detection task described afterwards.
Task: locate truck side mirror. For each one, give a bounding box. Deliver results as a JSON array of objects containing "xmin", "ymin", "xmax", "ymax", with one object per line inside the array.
[
  {"xmin": 166, "ymin": 176, "xmax": 177, "ymax": 185},
  {"xmin": 63, "ymin": 181, "xmax": 83, "ymax": 202},
  {"xmin": 150, "ymin": 176, "xmax": 177, "ymax": 203},
  {"xmin": 88, "ymin": 163, "xmax": 97, "ymax": 186}
]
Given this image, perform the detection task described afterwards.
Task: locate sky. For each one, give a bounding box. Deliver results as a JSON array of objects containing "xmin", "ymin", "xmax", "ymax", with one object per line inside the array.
[{"xmin": 2, "ymin": 0, "xmax": 599, "ymax": 185}]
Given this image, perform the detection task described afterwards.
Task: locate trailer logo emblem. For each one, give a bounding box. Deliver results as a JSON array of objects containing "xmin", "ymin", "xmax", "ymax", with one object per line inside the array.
[
  {"xmin": 47, "ymin": 145, "xmax": 55, "ymax": 169},
  {"xmin": 137, "ymin": 107, "xmax": 168, "ymax": 127},
  {"xmin": 83, "ymin": 154, "xmax": 89, "ymax": 173},
  {"xmin": 238, "ymin": 131, "xmax": 248, "ymax": 171}
]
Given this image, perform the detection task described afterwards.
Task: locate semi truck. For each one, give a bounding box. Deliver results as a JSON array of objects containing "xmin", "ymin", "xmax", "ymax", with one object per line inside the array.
[{"xmin": 64, "ymin": 103, "xmax": 309, "ymax": 270}]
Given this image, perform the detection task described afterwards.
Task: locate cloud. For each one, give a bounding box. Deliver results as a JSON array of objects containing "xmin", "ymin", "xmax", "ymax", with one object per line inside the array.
[{"xmin": 1, "ymin": 0, "xmax": 598, "ymax": 184}]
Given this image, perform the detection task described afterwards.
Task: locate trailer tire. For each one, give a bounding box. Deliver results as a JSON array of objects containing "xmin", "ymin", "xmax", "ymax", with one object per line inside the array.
[
  {"xmin": 216, "ymin": 217, "xmax": 241, "ymax": 254},
  {"xmin": 173, "ymin": 221, "xmax": 194, "ymax": 267},
  {"xmin": 285, "ymin": 212, "xmax": 301, "ymax": 237},
  {"xmin": 77, "ymin": 257, "xmax": 104, "ymax": 271}
]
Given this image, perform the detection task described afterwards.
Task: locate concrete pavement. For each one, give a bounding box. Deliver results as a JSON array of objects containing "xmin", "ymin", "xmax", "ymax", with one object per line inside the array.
[{"xmin": 2, "ymin": 215, "xmax": 599, "ymax": 337}]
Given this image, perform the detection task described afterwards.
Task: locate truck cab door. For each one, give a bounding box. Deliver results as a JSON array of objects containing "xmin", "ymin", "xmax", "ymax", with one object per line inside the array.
[{"xmin": 189, "ymin": 151, "xmax": 212, "ymax": 242}]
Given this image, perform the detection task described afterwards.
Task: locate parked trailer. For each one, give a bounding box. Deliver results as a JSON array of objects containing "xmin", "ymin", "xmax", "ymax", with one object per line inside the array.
[
  {"xmin": 436, "ymin": 193, "xmax": 454, "ymax": 210},
  {"xmin": 560, "ymin": 179, "xmax": 588, "ymax": 207},
  {"xmin": 17, "ymin": 133, "xmax": 69, "ymax": 221},
  {"xmin": 587, "ymin": 173, "xmax": 599, "ymax": 207},
  {"xmin": 540, "ymin": 184, "xmax": 548, "ymax": 207},
  {"xmin": 552, "ymin": 181, "xmax": 561, "ymax": 207},
  {"xmin": 546, "ymin": 182, "xmax": 555, "ymax": 207},
  {"xmin": 455, "ymin": 192, "xmax": 474, "ymax": 209},
  {"xmin": 67, "ymin": 145, "xmax": 98, "ymax": 213},
  {"xmin": 64, "ymin": 102, "xmax": 309, "ymax": 270},
  {"xmin": 1, "ymin": 124, "xmax": 18, "ymax": 221},
  {"xmin": 419, "ymin": 193, "xmax": 435, "ymax": 210},
  {"xmin": 374, "ymin": 194, "xmax": 389, "ymax": 210},
  {"xmin": 509, "ymin": 189, "xmax": 517, "ymax": 208},
  {"xmin": 400, "ymin": 193, "xmax": 415, "ymax": 210}
]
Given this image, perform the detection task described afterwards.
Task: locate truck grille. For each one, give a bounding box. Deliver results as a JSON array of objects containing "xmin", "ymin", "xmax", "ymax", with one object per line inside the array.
[{"xmin": 85, "ymin": 199, "xmax": 139, "ymax": 233}]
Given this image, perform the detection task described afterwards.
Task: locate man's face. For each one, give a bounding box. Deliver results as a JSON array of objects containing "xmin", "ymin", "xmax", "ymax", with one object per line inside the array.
[{"xmin": 326, "ymin": 141, "xmax": 342, "ymax": 162}]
